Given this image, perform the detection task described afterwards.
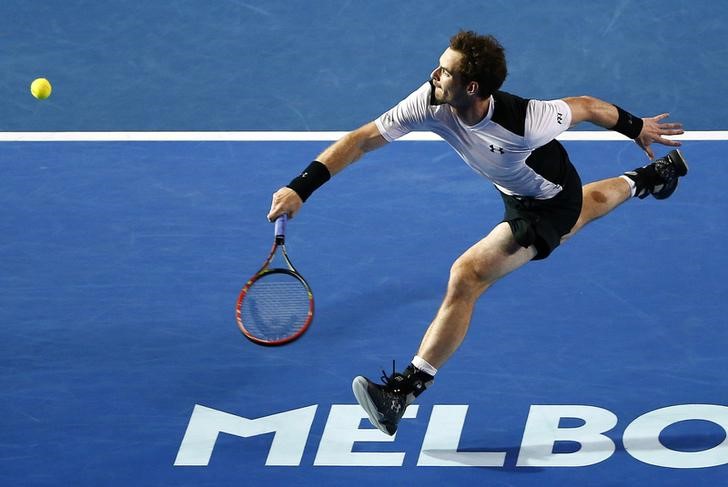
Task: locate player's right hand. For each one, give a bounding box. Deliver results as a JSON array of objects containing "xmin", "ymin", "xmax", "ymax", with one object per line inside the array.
[{"xmin": 267, "ymin": 187, "xmax": 303, "ymax": 221}]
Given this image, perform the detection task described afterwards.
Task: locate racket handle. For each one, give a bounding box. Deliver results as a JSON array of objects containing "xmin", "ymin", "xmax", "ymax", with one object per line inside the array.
[{"xmin": 274, "ymin": 214, "xmax": 287, "ymax": 242}]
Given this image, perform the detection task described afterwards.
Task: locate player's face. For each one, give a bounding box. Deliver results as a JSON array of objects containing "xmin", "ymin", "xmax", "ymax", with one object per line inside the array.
[{"xmin": 431, "ymin": 48, "xmax": 470, "ymax": 107}]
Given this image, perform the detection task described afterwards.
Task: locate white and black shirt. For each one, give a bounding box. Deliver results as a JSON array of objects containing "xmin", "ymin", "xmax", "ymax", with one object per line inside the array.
[{"xmin": 375, "ymin": 81, "xmax": 573, "ymax": 199}]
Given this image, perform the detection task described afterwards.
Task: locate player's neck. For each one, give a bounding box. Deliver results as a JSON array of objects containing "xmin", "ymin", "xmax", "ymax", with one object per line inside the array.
[{"xmin": 453, "ymin": 96, "xmax": 491, "ymax": 126}]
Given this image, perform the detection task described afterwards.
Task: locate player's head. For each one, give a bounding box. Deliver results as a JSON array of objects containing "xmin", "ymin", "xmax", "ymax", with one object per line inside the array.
[{"xmin": 431, "ymin": 31, "xmax": 507, "ymax": 105}]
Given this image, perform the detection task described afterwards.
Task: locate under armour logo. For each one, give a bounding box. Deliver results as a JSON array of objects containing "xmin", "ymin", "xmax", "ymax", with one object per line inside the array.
[
  {"xmin": 391, "ymin": 400, "xmax": 401, "ymax": 413},
  {"xmin": 557, "ymin": 112, "xmax": 564, "ymax": 124},
  {"xmin": 489, "ymin": 144, "xmax": 504, "ymax": 154}
]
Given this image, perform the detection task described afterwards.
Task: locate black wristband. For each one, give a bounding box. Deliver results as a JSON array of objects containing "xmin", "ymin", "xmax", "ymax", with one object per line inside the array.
[
  {"xmin": 611, "ymin": 106, "xmax": 644, "ymax": 139},
  {"xmin": 286, "ymin": 160, "xmax": 331, "ymax": 202}
]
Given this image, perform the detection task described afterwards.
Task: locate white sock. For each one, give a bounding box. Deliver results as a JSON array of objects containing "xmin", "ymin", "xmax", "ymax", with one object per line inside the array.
[
  {"xmin": 620, "ymin": 174, "xmax": 637, "ymax": 197},
  {"xmin": 411, "ymin": 355, "xmax": 438, "ymax": 376}
]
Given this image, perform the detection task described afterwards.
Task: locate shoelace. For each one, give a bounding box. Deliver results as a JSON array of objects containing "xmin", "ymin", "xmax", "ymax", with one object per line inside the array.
[
  {"xmin": 379, "ymin": 360, "xmax": 396, "ymax": 385},
  {"xmin": 379, "ymin": 360, "xmax": 407, "ymax": 392}
]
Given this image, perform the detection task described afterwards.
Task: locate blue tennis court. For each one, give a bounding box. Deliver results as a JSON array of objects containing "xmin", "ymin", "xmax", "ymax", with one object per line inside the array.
[
  {"xmin": 1, "ymin": 137, "xmax": 726, "ymax": 486},
  {"xmin": 3, "ymin": 0, "xmax": 728, "ymax": 485}
]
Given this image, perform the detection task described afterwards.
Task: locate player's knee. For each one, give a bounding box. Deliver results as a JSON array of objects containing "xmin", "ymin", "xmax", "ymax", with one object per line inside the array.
[
  {"xmin": 448, "ymin": 257, "xmax": 492, "ymax": 298},
  {"xmin": 561, "ymin": 218, "xmax": 584, "ymax": 242}
]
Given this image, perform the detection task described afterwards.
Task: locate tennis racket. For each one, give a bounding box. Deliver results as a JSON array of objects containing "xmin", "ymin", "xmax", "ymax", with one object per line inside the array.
[{"xmin": 236, "ymin": 214, "xmax": 314, "ymax": 345}]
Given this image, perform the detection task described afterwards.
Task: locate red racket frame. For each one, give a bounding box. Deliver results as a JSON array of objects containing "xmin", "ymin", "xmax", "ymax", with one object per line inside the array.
[{"xmin": 235, "ymin": 234, "xmax": 314, "ymax": 346}]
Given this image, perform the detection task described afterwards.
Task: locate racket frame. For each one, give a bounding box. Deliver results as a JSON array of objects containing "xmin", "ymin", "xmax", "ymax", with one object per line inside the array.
[{"xmin": 235, "ymin": 216, "xmax": 314, "ymax": 345}]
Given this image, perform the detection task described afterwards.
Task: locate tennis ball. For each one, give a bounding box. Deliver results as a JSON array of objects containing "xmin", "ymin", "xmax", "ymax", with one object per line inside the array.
[{"xmin": 30, "ymin": 78, "xmax": 52, "ymax": 100}]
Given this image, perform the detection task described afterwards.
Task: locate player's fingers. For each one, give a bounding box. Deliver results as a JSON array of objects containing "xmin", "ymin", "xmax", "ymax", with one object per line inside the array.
[
  {"xmin": 268, "ymin": 208, "xmax": 293, "ymax": 222},
  {"xmin": 267, "ymin": 199, "xmax": 277, "ymax": 221},
  {"xmin": 269, "ymin": 203, "xmax": 298, "ymax": 222},
  {"xmin": 658, "ymin": 128, "xmax": 684, "ymax": 136},
  {"xmin": 652, "ymin": 113, "xmax": 670, "ymax": 121},
  {"xmin": 657, "ymin": 137, "xmax": 682, "ymax": 147},
  {"xmin": 268, "ymin": 195, "xmax": 284, "ymax": 222},
  {"xmin": 267, "ymin": 187, "xmax": 303, "ymax": 221},
  {"xmin": 657, "ymin": 122, "xmax": 683, "ymax": 130},
  {"xmin": 656, "ymin": 127, "xmax": 684, "ymax": 137},
  {"xmin": 637, "ymin": 139, "xmax": 654, "ymax": 160}
]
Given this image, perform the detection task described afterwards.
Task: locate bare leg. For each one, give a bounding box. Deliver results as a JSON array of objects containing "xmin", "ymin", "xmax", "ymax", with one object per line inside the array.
[
  {"xmin": 416, "ymin": 177, "xmax": 632, "ymax": 370},
  {"xmin": 562, "ymin": 177, "xmax": 631, "ymax": 241},
  {"xmin": 416, "ymin": 222, "xmax": 537, "ymax": 368}
]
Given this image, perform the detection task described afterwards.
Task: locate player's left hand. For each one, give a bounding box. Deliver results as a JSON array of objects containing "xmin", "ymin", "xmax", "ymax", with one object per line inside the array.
[{"xmin": 636, "ymin": 113, "xmax": 684, "ymax": 160}]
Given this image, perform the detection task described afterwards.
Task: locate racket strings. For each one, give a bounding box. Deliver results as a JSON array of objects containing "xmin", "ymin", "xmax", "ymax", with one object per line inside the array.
[{"xmin": 241, "ymin": 273, "xmax": 311, "ymax": 341}]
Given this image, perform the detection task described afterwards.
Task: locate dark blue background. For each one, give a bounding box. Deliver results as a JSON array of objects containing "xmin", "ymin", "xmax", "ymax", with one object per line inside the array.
[
  {"xmin": 2, "ymin": 0, "xmax": 726, "ymax": 131},
  {"xmin": 1, "ymin": 139, "xmax": 727, "ymax": 486},
  {"xmin": 2, "ymin": 2, "xmax": 727, "ymax": 486}
]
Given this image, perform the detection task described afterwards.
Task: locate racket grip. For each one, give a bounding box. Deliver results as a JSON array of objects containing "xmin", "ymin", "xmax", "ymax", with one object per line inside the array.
[{"xmin": 274, "ymin": 214, "xmax": 287, "ymax": 241}]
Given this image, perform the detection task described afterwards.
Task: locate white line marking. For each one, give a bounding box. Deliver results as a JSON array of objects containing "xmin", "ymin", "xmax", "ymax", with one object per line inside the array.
[{"xmin": 0, "ymin": 131, "xmax": 725, "ymax": 142}]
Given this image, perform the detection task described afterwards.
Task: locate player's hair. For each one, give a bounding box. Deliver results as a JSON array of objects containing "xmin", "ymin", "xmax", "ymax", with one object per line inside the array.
[{"xmin": 449, "ymin": 31, "xmax": 507, "ymax": 98}]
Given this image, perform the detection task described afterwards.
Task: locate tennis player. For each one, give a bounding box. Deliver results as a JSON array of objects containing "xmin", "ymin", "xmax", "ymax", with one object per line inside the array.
[{"xmin": 267, "ymin": 31, "xmax": 687, "ymax": 435}]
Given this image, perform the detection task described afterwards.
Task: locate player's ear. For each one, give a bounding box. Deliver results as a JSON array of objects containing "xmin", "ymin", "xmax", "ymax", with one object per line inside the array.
[{"xmin": 466, "ymin": 81, "xmax": 479, "ymax": 96}]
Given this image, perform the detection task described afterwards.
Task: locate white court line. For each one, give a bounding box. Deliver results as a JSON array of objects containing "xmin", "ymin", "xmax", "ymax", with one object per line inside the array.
[{"xmin": 0, "ymin": 131, "xmax": 726, "ymax": 142}]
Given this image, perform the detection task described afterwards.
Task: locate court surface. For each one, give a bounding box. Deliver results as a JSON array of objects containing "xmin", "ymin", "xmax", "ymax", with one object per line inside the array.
[
  {"xmin": 1, "ymin": 136, "xmax": 726, "ymax": 486},
  {"xmin": 3, "ymin": 1, "xmax": 728, "ymax": 484}
]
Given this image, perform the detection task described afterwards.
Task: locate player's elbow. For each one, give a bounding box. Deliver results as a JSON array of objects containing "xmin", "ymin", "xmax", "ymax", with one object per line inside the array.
[
  {"xmin": 353, "ymin": 122, "xmax": 389, "ymax": 153},
  {"xmin": 565, "ymin": 96, "xmax": 603, "ymax": 125},
  {"xmin": 571, "ymin": 95, "xmax": 599, "ymax": 111}
]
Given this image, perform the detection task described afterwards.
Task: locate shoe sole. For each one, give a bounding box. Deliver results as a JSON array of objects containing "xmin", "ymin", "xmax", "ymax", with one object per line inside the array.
[
  {"xmin": 671, "ymin": 149, "xmax": 689, "ymax": 176},
  {"xmin": 653, "ymin": 149, "xmax": 689, "ymax": 200},
  {"xmin": 352, "ymin": 376, "xmax": 394, "ymax": 436}
]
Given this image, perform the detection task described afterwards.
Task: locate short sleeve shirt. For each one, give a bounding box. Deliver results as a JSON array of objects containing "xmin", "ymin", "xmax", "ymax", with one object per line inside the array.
[{"xmin": 375, "ymin": 81, "xmax": 572, "ymax": 199}]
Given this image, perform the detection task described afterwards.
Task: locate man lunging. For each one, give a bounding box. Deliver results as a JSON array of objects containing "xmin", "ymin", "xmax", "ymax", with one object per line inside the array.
[{"xmin": 267, "ymin": 31, "xmax": 687, "ymax": 436}]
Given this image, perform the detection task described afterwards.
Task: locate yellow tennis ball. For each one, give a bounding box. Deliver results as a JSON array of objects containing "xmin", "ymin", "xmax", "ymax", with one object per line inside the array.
[{"xmin": 31, "ymin": 78, "xmax": 52, "ymax": 100}]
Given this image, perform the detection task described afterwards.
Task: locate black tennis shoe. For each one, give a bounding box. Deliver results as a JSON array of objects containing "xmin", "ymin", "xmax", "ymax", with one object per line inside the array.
[
  {"xmin": 624, "ymin": 149, "xmax": 689, "ymax": 199},
  {"xmin": 352, "ymin": 364, "xmax": 431, "ymax": 436}
]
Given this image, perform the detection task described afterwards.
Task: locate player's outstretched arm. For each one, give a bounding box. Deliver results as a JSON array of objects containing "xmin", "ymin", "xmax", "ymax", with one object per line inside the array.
[
  {"xmin": 564, "ymin": 96, "xmax": 684, "ymax": 159},
  {"xmin": 317, "ymin": 121, "xmax": 389, "ymax": 175},
  {"xmin": 267, "ymin": 122, "xmax": 388, "ymax": 221}
]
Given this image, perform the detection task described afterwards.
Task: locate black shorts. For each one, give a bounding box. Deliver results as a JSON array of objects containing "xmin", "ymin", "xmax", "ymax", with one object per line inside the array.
[{"xmin": 500, "ymin": 143, "xmax": 583, "ymax": 260}]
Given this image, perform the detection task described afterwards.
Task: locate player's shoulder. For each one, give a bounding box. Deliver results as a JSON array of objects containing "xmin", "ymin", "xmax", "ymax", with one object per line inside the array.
[
  {"xmin": 396, "ymin": 81, "xmax": 438, "ymax": 113},
  {"xmin": 406, "ymin": 81, "xmax": 450, "ymax": 120},
  {"xmin": 492, "ymin": 90, "xmax": 531, "ymax": 107},
  {"xmin": 404, "ymin": 80, "xmax": 435, "ymax": 101},
  {"xmin": 491, "ymin": 90, "xmax": 531, "ymax": 136}
]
